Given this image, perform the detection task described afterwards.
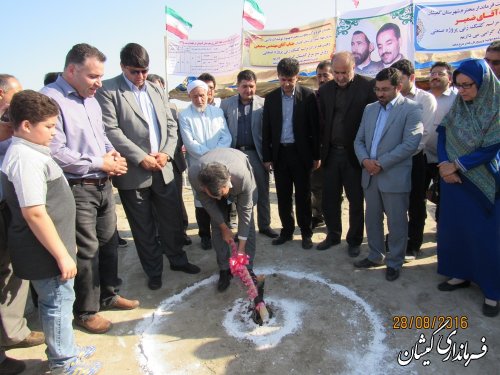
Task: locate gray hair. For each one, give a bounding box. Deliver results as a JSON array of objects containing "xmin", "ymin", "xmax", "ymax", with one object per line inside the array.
[{"xmin": 198, "ymin": 162, "xmax": 230, "ymax": 197}]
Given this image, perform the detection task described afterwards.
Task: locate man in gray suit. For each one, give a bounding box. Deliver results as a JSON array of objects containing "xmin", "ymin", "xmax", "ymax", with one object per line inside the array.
[
  {"xmin": 353, "ymin": 68, "xmax": 423, "ymax": 281},
  {"xmin": 95, "ymin": 43, "xmax": 200, "ymax": 291},
  {"xmin": 220, "ymin": 70, "xmax": 277, "ymax": 239},
  {"xmin": 189, "ymin": 148, "xmax": 257, "ymax": 292}
]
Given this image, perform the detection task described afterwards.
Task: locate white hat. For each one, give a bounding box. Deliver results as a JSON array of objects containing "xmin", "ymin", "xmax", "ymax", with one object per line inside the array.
[{"xmin": 187, "ymin": 80, "xmax": 209, "ymax": 94}]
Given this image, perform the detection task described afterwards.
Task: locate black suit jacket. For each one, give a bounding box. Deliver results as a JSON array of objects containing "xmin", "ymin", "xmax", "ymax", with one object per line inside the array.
[
  {"xmin": 318, "ymin": 74, "xmax": 377, "ymax": 168},
  {"xmin": 262, "ymin": 84, "xmax": 319, "ymax": 169}
]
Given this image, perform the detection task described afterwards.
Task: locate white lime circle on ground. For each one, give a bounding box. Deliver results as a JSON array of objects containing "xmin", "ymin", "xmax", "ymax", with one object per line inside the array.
[{"xmin": 135, "ymin": 268, "xmax": 392, "ymax": 374}]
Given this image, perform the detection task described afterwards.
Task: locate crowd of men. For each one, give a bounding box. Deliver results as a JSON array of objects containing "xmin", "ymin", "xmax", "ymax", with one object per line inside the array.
[{"xmin": 0, "ymin": 39, "xmax": 498, "ymax": 374}]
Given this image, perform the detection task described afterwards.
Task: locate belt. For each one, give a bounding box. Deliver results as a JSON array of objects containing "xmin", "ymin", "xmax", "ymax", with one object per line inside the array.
[
  {"xmin": 237, "ymin": 145, "xmax": 256, "ymax": 151},
  {"xmin": 331, "ymin": 144, "xmax": 345, "ymax": 150},
  {"xmin": 280, "ymin": 143, "xmax": 295, "ymax": 148},
  {"xmin": 68, "ymin": 177, "xmax": 110, "ymax": 186}
]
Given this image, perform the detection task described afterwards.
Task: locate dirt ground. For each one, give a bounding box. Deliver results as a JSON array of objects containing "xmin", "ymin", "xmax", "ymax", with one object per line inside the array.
[{"xmin": 10, "ymin": 180, "xmax": 499, "ymax": 375}]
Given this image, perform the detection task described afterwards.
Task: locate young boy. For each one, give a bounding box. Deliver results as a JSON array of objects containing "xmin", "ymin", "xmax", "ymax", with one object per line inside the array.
[{"xmin": 1, "ymin": 90, "xmax": 101, "ymax": 374}]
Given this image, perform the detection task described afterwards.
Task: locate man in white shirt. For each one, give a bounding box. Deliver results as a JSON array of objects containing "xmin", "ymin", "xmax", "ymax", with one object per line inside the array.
[{"xmin": 391, "ymin": 59, "xmax": 437, "ymax": 261}]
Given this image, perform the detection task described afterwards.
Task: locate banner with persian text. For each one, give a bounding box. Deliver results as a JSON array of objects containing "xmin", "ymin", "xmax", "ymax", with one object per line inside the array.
[
  {"xmin": 415, "ymin": 0, "xmax": 499, "ymax": 51},
  {"xmin": 242, "ymin": 19, "xmax": 336, "ymax": 70},
  {"xmin": 165, "ymin": 34, "xmax": 241, "ymax": 83}
]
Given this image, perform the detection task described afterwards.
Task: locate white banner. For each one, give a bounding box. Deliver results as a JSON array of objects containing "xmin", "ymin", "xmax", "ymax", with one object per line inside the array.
[
  {"xmin": 166, "ymin": 34, "xmax": 241, "ymax": 77},
  {"xmin": 415, "ymin": 0, "xmax": 500, "ymax": 51}
]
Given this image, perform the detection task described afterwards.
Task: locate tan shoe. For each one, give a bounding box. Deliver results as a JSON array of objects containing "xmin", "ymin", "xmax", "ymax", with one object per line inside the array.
[
  {"xmin": 103, "ymin": 296, "xmax": 140, "ymax": 310},
  {"xmin": 6, "ymin": 331, "xmax": 45, "ymax": 349},
  {"xmin": 74, "ymin": 314, "xmax": 112, "ymax": 334}
]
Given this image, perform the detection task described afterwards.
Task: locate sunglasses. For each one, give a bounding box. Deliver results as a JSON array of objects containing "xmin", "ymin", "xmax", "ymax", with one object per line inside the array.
[{"xmin": 127, "ymin": 67, "xmax": 149, "ymax": 75}]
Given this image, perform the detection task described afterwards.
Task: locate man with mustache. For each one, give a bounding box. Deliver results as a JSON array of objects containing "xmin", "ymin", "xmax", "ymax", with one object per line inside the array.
[{"xmin": 376, "ymin": 23, "xmax": 404, "ymax": 68}]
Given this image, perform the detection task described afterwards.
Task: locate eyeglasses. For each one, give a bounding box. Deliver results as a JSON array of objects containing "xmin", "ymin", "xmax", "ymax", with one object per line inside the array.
[
  {"xmin": 430, "ymin": 71, "xmax": 448, "ymax": 77},
  {"xmin": 373, "ymin": 87, "xmax": 394, "ymax": 93},
  {"xmin": 455, "ymin": 82, "xmax": 475, "ymax": 89},
  {"xmin": 127, "ymin": 67, "xmax": 149, "ymax": 75}
]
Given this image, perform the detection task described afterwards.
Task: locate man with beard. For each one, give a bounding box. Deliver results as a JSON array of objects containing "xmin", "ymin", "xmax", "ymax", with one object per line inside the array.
[
  {"xmin": 351, "ymin": 30, "xmax": 383, "ymax": 76},
  {"xmin": 376, "ymin": 23, "xmax": 404, "ymax": 68}
]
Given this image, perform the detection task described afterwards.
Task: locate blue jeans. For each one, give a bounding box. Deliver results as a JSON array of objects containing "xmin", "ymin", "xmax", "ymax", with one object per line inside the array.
[{"xmin": 31, "ymin": 276, "xmax": 78, "ymax": 370}]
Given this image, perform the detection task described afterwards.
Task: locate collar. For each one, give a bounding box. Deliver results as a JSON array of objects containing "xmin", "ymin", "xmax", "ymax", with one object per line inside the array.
[
  {"xmin": 11, "ymin": 136, "xmax": 51, "ymax": 155},
  {"xmin": 122, "ymin": 74, "xmax": 146, "ymax": 92},
  {"xmin": 281, "ymin": 87, "xmax": 296, "ymax": 98},
  {"xmin": 238, "ymin": 95, "xmax": 253, "ymax": 106},
  {"xmin": 55, "ymin": 76, "xmax": 79, "ymax": 98}
]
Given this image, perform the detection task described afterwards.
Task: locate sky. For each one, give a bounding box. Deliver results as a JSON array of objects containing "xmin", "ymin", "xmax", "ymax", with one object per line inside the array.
[{"xmin": 3, "ymin": 0, "xmax": 463, "ymax": 91}]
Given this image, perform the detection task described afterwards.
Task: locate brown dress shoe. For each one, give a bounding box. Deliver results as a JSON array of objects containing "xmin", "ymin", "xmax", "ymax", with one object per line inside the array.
[
  {"xmin": 6, "ymin": 331, "xmax": 45, "ymax": 349},
  {"xmin": 0, "ymin": 357, "xmax": 26, "ymax": 375},
  {"xmin": 103, "ymin": 296, "xmax": 140, "ymax": 310},
  {"xmin": 74, "ymin": 314, "xmax": 112, "ymax": 334}
]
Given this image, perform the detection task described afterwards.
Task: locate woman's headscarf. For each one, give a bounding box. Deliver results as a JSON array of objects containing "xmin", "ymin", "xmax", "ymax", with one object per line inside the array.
[{"xmin": 440, "ymin": 58, "xmax": 500, "ymax": 204}]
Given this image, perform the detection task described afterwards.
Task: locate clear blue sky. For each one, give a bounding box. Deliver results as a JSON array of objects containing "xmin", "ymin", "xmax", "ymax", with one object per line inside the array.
[{"xmin": 3, "ymin": 0, "xmax": 458, "ymax": 90}]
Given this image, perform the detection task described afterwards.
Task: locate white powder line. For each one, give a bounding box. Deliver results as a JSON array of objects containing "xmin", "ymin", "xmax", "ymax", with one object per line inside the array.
[{"xmin": 135, "ymin": 269, "xmax": 392, "ymax": 375}]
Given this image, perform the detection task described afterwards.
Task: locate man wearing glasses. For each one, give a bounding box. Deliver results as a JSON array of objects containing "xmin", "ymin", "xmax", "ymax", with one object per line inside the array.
[
  {"xmin": 353, "ymin": 68, "xmax": 423, "ymax": 282},
  {"xmin": 96, "ymin": 43, "xmax": 200, "ymax": 291}
]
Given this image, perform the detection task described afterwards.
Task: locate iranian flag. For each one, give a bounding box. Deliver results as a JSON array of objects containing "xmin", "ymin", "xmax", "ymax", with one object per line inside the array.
[
  {"xmin": 243, "ymin": 0, "xmax": 266, "ymax": 30},
  {"xmin": 165, "ymin": 7, "xmax": 192, "ymax": 40}
]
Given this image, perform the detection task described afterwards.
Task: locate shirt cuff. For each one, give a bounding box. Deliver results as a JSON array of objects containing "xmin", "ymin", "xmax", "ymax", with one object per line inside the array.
[
  {"xmin": 454, "ymin": 158, "xmax": 466, "ymax": 172},
  {"xmin": 90, "ymin": 156, "xmax": 104, "ymax": 171},
  {"xmin": 238, "ymin": 235, "xmax": 248, "ymax": 241}
]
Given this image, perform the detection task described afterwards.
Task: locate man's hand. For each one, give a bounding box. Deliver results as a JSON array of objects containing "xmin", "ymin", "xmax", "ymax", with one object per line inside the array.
[
  {"xmin": 57, "ymin": 253, "xmax": 77, "ymax": 281},
  {"xmin": 151, "ymin": 152, "xmax": 169, "ymax": 168},
  {"xmin": 102, "ymin": 151, "xmax": 128, "ymax": 176},
  {"xmin": 362, "ymin": 159, "xmax": 382, "ymax": 175},
  {"xmin": 0, "ymin": 122, "xmax": 13, "ymax": 142},
  {"xmin": 263, "ymin": 162, "xmax": 273, "ymax": 173},
  {"xmin": 313, "ymin": 160, "xmax": 321, "ymax": 170},
  {"xmin": 140, "ymin": 154, "xmax": 162, "ymax": 171},
  {"xmin": 237, "ymin": 238, "xmax": 247, "ymax": 255},
  {"xmin": 220, "ymin": 223, "xmax": 234, "ymax": 245}
]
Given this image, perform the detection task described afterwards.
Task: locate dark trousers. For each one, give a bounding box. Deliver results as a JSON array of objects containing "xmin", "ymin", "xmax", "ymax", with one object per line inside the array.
[
  {"xmin": 173, "ymin": 166, "xmax": 189, "ymax": 232},
  {"xmin": 311, "ymin": 165, "xmax": 324, "ymax": 219},
  {"xmin": 119, "ymin": 172, "xmax": 188, "ymax": 280},
  {"xmin": 71, "ymin": 181, "xmax": 118, "ymax": 316},
  {"xmin": 407, "ymin": 151, "xmax": 427, "ymax": 252},
  {"xmin": 425, "ymin": 161, "xmax": 440, "ymax": 221},
  {"xmin": 274, "ymin": 145, "xmax": 312, "ymax": 238},
  {"xmin": 322, "ymin": 149, "xmax": 364, "ymax": 246},
  {"xmin": 195, "ymin": 207, "xmax": 212, "ymax": 239}
]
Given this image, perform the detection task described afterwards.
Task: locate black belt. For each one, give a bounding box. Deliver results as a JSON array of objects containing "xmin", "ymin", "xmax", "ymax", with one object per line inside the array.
[
  {"xmin": 331, "ymin": 144, "xmax": 345, "ymax": 150},
  {"xmin": 280, "ymin": 143, "xmax": 295, "ymax": 148},
  {"xmin": 237, "ymin": 146, "xmax": 256, "ymax": 151},
  {"xmin": 68, "ymin": 177, "xmax": 110, "ymax": 186}
]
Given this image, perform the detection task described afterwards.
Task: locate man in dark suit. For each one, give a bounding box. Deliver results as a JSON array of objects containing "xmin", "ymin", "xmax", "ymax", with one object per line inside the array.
[
  {"xmin": 95, "ymin": 43, "xmax": 200, "ymax": 291},
  {"xmin": 220, "ymin": 69, "xmax": 277, "ymax": 239},
  {"xmin": 316, "ymin": 52, "xmax": 377, "ymax": 256},
  {"xmin": 262, "ymin": 58, "xmax": 320, "ymax": 249},
  {"xmin": 189, "ymin": 148, "xmax": 257, "ymax": 292},
  {"xmin": 353, "ymin": 68, "xmax": 423, "ymax": 281}
]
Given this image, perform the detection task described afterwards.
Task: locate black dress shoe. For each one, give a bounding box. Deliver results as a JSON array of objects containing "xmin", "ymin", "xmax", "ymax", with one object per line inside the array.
[
  {"xmin": 316, "ymin": 236, "xmax": 341, "ymax": 251},
  {"xmin": 348, "ymin": 245, "xmax": 361, "ymax": 258},
  {"xmin": 0, "ymin": 356, "xmax": 26, "ymax": 375},
  {"xmin": 200, "ymin": 236, "xmax": 212, "ymax": 250},
  {"xmin": 386, "ymin": 267, "xmax": 400, "ymax": 281},
  {"xmin": 272, "ymin": 235, "xmax": 293, "ymax": 245},
  {"xmin": 148, "ymin": 276, "xmax": 162, "ymax": 290},
  {"xmin": 483, "ymin": 301, "xmax": 499, "ymax": 317},
  {"xmin": 437, "ymin": 280, "xmax": 471, "ymax": 292},
  {"xmin": 170, "ymin": 263, "xmax": 201, "ymax": 274},
  {"xmin": 259, "ymin": 227, "xmax": 279, "ymax": 238},
  {"xmin": 302, "ymin": 237, "xmax": 313, "ymax": 249},
  {"xmin": 217, "ymin": 270, "xmax": 233, "ymax": 292},
  {"xmin": 354, "ymin": 257, "xmax": 381, "ymax": 268},
  {"xmin": 184, "ymin": 235, "xmax": 192, "ymax": 246}
]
